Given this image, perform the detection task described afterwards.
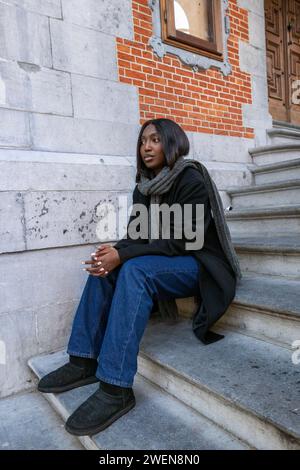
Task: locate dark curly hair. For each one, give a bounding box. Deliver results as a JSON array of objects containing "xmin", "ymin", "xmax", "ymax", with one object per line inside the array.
[{"xmin": 135, "ymin": 118, "xmax": 190, "ymax": 183}]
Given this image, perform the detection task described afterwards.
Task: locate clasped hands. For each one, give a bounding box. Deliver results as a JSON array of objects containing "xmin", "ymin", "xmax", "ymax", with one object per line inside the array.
[{"xmin": 82, "ymin": 244, "xmax": 121, "ymax": 277}]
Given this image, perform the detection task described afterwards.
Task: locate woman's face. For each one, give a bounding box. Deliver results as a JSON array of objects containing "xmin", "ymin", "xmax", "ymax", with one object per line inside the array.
[{"xmin": 140, "ymin": 124, "xmax": 166, "ymax": 175}]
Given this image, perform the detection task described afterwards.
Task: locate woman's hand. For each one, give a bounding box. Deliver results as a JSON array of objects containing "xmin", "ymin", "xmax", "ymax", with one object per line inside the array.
[{"xmin": 82, "ymin": 244, "xmax": 121, "ymax": 277}]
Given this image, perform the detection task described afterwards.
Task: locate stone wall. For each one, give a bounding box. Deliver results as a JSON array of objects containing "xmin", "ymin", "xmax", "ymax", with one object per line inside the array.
[
  {"xmin": 0, "ymin": 0, "xmax": 270, "ymax": 397},
  {"xmin": 0, "ymin": 0, "xmax": 139, "ymax": 397}
]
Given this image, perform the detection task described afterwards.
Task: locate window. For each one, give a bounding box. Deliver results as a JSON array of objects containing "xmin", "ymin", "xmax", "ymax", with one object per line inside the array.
[{"xmin": 160, "ymin": 0, "xmax": 223, "ymax": 59}]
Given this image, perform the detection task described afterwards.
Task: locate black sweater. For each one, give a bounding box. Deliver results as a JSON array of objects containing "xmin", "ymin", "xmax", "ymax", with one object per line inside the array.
[{"xmin": 114, "ymin": 166, "xmax": 237, "ymax": 344}]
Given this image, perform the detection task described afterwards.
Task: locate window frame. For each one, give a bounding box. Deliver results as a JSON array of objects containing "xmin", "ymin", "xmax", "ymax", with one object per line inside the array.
[{"xmin": 160, "ymin": 0, "xmax": 223, "ymax": 60}]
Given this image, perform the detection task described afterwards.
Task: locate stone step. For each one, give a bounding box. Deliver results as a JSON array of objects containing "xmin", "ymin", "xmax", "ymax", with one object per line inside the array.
[
  {"xmin": 267, "ymin": 128, "xmax": 300, "ymax": 145},
  {"xmin": 249, "ymin": 144, "xmax": 300, "ymax": 166},
  {"xmin": 0, "ymin": 391, "xmax": 84, "ymax": 450},
  {"xmin": 251, "ymin": 158, "xmax": 300, "ymax": 185},
  {"xmin": 28, "ymin": 351, "xmax": 248, "ymax": 450},
  {"xmin": 233, "ymin": 235, "xmax": 300, "ymax": 279},
  {"xmin": 219, "ymin": 274, "xmax": 300, "ymax": 347},
  {"xmin": 273, "ymin": 120, "xmax": 300, "ymax": 131},
  {"xmin": 227, "ymin": 180, "xmax": 300, "ymax": 209},
  {"xmin": 226, "ymin": 205, "xmax": 300, "ymax": 236},
  {"xmin": 138, "ymin": 319, "xmax": 300, "ymax": 450},
  {"xmin": 176, "ymin": 274, "xmax": 300, "ymax": 348}
]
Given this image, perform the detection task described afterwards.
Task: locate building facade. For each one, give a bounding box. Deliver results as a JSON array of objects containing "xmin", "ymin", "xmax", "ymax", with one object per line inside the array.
[{"xmin": 0, "ymin": 0, "xmax": 298, "ymax": 401}]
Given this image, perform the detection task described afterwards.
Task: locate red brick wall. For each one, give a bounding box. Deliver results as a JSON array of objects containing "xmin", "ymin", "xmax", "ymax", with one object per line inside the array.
[{"xmin": 116, "ymin": 0, "xmax": 254, "ymax": 139}]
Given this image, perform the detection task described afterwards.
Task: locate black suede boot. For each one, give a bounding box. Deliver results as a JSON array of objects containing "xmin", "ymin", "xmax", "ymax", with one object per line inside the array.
[
  {"xmin": 65, "ymin": 380, "xmax": 136, "ymax": 436},
  {"xmin": 37, "ymin": 355, "xmax": 99, "ymax": 394}
]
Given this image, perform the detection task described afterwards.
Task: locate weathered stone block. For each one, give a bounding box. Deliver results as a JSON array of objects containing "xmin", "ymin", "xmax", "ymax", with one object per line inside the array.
[
  {"xmin": 3, "ymin": 0, "xmax": 62, "ymax": 18},
  {"xmin": 191, "ymin": 132, "xmax": 253, "ymax": 164},
  {"xmin": 30, "ymin": 113, "xmax": 140, "ymax": 155},
  {"xmin": 50, "ymin": 19, "xmax": 117, "ymax": 79},
  {"xmin": 0, "ymin": 246, "xmax": 91, "ymax": 312},
  {"xmin": 0, "ymin": 61, "xmax": 72, "ymax": 115},
  {"xmin": 251, "ymin": 75, "xmax": 269, "ymax": 111},
  {"xmin": 0, "ymin": 108, "xmax": 31, "ymax": 147},
  {"xmin": 0, "ymin": 192, "xmax": 25, "ymax": 253},
  {"xmin": 204, "ymin": 162, "xmax": 252, "ymax": 190},
  {"xmin": 237, "ymin": 0, "xmax": 265, "ymax": 17},
  {"xmin": 0, "ymin": 300, "xmax": 77, "ymax": 397},
  {"xmin": 248, "ymin": 11, "xmax": 266, "ymax": 50},
  {"xmin": 242, "ymin": 104, "xmax": 272, "ymax": 129},
  {"xmin": 72, "ymin": 75, "xmax": 139, "ymax": 124},
  {"xmin": 0, "ymin": 3, "xmax": 52, "ymax": 67},
  {"xmin": 23, "ymin": 190, "xmax": 131, "ymax": 250},
  {"xmin": 35, "ymin": 300, "xmax": 77, "ymax": 352},
  {"xmin": 0, "ymin": 309, "xmax": 38, "ymax": 398},
  {"xmin": 239, "ymin": 41, "xmax": 267, "ymax": 78},
  {"xmin": 0, "ymin": 154, "xmax": 135, "ymax": 191},
  {"xmin": 62, "ymin": 0, "xmax": 133, "ymax": 39}
]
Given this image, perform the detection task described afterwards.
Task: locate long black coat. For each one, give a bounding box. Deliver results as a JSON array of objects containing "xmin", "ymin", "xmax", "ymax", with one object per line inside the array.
[{"xmin": 114, "ymin": 166, "xmax": 237, "ymax": 344}]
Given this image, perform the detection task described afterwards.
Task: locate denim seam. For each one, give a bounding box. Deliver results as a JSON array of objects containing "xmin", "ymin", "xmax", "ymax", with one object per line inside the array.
[
  {"xmin": 117, "ymin": 277, "xmax": 150, "ymax": 382},
  {"xmin": 96, "ymin": 373, "xmax": 132, "ymax": 388},
  {"xmin": 147, "ymin": 269, "xmax": 199, "ymax": 277},
  {"xmin": 115, "ymin": 268, "xmax": 199, "ymax": 381},
  {"xmin": 66, "ymin": 350, "xmax": 97, "ymax": 359}
]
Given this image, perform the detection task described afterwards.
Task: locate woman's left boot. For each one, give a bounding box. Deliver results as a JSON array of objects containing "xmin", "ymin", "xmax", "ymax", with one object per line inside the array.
[
  {"xmin": 65, "ymin": 379, "xmax": 136, "ymax": 436},
  {"xmin": 38, "ymin": 355, "xmax": 99, "ymax": 393}
]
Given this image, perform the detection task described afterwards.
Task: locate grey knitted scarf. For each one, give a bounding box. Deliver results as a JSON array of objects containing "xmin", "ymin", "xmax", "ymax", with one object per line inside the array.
[{"xmin": 137, "ymin": 156, "xmax": 242, "ymax": 323}]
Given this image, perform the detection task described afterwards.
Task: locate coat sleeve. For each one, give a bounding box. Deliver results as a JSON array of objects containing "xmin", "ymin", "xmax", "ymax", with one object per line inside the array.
[
  {"xmin": 116, "ymin": 175, "xmax": 211, "ymax": 263},
  {"xmin": 113, "ymin": 185, "xmax": 148, "ymax": 253}
]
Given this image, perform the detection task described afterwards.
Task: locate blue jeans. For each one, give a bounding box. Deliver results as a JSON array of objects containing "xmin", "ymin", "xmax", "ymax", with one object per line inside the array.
[{"xmin": 67, "ymin": 255, "xmax": 200, "ymax": 387}]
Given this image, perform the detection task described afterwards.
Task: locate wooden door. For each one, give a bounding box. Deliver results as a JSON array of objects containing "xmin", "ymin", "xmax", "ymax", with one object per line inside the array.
[
  {"xmin": 287, "ymin": 0, "xmax": 300, "ymax": 124},
  {"xmin": 265, "ymin": 0, "xmax": 300, "ymax": 125}
]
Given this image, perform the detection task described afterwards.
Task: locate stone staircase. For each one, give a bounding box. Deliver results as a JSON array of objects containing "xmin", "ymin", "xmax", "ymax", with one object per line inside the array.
[
  {"xmin": 28, "ymin": 123, "xmax": 300, "ymax": 450},
  {"xmin": 28, "ymin": 350, "xmax": 249, "ymax": 450}
]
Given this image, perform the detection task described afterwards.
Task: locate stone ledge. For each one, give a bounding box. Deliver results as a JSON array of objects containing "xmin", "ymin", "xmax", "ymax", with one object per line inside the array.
[{"xmin": 138, "ymin": 319, "xmax": 300, "ymax": 449}]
